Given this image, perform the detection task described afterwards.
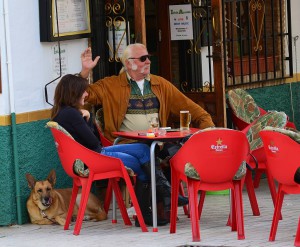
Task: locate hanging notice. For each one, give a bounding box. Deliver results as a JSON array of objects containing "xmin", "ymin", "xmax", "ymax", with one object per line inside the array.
[
  {"xmin": 45, "ymin": 44, "xmax": 68, "ymax": 105},
  {"xmin": 169, "ymin": 4, "xmax": 193, "ymax": 40},
  {"xmin": 52, "ymin": 44, "xmax": 68, "ymax": 77},
  {"xmin": 108, "ymin": 21, "xmax": 129, "ymax": 59}
]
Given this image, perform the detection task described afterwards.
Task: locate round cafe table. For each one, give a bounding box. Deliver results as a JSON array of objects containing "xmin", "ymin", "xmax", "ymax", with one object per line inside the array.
[{"xmin": 112, "ymin": 128, "xmax": 200, "ymax": 232}]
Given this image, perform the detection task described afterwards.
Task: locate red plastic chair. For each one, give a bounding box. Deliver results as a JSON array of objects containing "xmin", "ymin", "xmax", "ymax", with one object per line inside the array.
[
  {"xmin": 169, "ymin": 128, "xmax": 250, "ymax": 241},
  {"xmin": 49, "ymin": 127, "xmax": 148, "ymax": 235},
  {"xmin": 227, "ymin": 88, "xmax": 297, "ymax": 132},
  {"xmin": 260, "ymin": 130, "xmax": 300, "ymax": 246},
  {"xmin": 94, "ymin": 108, "xmax": 113, "ymax": 148},
  {"xmin": 241, "ymin": 111, "xmax": 288, "ymax": 216},
  {"xmin": 94, "ymin": 109, "xmax": 133, "ymax": 213}
]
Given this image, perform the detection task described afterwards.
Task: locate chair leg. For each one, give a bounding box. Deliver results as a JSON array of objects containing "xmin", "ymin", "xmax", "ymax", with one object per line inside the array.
[
  {"xmin": 170, "ymin": 173, "xmax": 180, "ymax": 234},
  {"xmin": 233, "ymin": 181, "xmax": 245, "ymax": 240},
  {"xmin": 230, "ymin": 188, "xmax": 237, "ymax": 231},
  {"xmin": 123, "ymin": 174, "xmax": 148, "ymax": 232},
  {"xmin": 253, "ymin": 170, "xmax": 263, "ymax": 188},
  {"xmin": 187, "ymin": 178, "xmax": 201, "ymax": 242},
  {"xmin": 73, "ymin": 178, "xmax": 93, "ymax": 235},
  {"xmin": 179, "ymin": 182, "xmax": 189, "ymax": 216},
  {"xmin": 267, "ymin": 170, "xmax": 278, "ymax": 206},
  {"xmin": 111, "ymin": 178, "xmax": 132, "ymax": 226},
  {"xmin": 103, "ymin": 179, "xmax": 113, "ymax": 214},
  {"xmin": 295, "ymin": 217, "xmax": 300, "ymax": 247},
  {"xmin": 244, "ymin": 170, "xmax": 260, "ymax": 216},
  {"xmin": 266, "ymin": 169, "xmax": 282, "ymax": 220},
  {"xmin": 269, "ymin": 187, "xmax": 284, "ymax": 241},
  {"xmin": 64, "ymin": 183, "xmax": 79, "ymax": 230},
  {"xmin": 197, "ymin": 190, "xmax": 206, "ymax": 219}
]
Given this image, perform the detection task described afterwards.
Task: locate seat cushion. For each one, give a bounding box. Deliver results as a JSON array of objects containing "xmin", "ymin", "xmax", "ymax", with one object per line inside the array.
[
  {"xmin": 184, "ymin": 161, "xmax": 246, "ymax": 181},
  {"xmin": 263, "ymin": 126, "xmax": 300, "ymax": 144},
  {"xmin": 246, "ymin": 111, "xmax": 287, "ymax": 150},
  {"xmin": 228, "ymin": 89, "xmax": 261, "ymax": 124}
]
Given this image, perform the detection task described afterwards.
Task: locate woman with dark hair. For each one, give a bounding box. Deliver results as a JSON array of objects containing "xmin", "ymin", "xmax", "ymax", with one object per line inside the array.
[{"xmin": 51, "ymin": 74, "xmax": 168, "ymax": 227}]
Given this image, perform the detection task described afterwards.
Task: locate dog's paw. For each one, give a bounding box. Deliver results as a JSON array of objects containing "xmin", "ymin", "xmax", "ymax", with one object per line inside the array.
[
  {"xmin": 83, "ymin": 215, "xmax": 91, "ymax": 221},
  {"xmin": 71, "ymin": 215, "xmax": 77, "ymax": 222},
  {"xmin": 55, "ymin": 216, "xmax": 66, "ymax": 226},
  {"xmin": 71, "ymin": 215, "xmax": 91, "ymax": 222}
]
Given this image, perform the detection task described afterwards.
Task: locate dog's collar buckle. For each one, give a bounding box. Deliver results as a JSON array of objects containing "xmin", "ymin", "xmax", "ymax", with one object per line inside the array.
[
  {"xmin": 40, "ymin": 210, "xmax": 47, "ymax": 218},
  {"xmin": 40, "ymin": 210, "xmax": 57, "ymax": 224}
]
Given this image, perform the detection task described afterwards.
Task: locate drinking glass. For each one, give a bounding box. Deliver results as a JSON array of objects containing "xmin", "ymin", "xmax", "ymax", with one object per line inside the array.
[
  {"xmin": 180, "ymin": 110, "xmax": 191, "ymax": 131},
  {"xmin": 149, "ymin": 117, "xmax": 159, "ymax": 133}
]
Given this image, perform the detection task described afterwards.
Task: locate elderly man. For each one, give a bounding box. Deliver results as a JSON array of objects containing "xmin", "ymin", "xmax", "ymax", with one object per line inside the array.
[{"xmin": 78, "ymin": 43, "xmax": 215, "ymax": 226}]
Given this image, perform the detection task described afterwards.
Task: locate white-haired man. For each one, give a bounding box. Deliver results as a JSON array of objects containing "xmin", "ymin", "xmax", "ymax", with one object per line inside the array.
[{"xmin": 78, "ymin": 43, "xmax": 215, "ymax": 226}]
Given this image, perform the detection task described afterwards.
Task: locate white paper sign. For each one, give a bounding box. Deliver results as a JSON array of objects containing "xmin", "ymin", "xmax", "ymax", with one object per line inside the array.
[
  {"xmin": 108, "ymin": 21, "xmax": 129, "ymax": 59},
  {"xmin": 169, "ymin": 4, "xmax": 193, "ymax": 40},
  {"xmin": 52, "ymin": 44, "xmax": 68, "ymax": 77},
  {"xmin": 46, "ymin": 44, "xmax": 68, "ymax": 105}
]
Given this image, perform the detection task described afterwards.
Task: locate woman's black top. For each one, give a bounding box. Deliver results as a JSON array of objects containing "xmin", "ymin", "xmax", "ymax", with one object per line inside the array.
[{"xmin": 53, "ymin": 106, "xmax": 102, "ymax": 153}]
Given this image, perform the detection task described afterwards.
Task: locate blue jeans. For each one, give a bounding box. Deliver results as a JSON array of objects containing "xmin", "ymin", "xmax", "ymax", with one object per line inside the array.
[{"xmin": 101, "ymin": 143, "xmax": 150, "ymax": 182}]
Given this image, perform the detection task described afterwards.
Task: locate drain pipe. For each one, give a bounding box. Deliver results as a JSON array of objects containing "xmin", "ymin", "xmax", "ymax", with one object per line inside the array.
[{"xmin": 3, "ymin": 0, "xmax": 22, "ymax": 224}]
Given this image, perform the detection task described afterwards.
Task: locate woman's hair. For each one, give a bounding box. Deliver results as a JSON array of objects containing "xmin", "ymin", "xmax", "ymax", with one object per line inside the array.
[{"xmin": 51, "ymin": 74, "xmax": 89, "ymax": 119}]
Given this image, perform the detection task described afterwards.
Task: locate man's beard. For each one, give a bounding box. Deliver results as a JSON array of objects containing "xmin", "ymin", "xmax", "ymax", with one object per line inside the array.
[
  {"xmin": 131, "ymin": 62, "xmax": 150, "ymax": 75},
  {"xmin": 139, "ymin": 65, "xmax": 150, "ymax": 74}
]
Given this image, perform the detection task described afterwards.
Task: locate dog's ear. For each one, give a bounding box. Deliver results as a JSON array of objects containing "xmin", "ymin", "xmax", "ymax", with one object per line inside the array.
[
  {"xmin": 47, "ymin": 169, "xmax": 56, "ymax": 187},
  {"xmin": 26, "ymin": 173, "xmax": 36, "ymax": 190}
]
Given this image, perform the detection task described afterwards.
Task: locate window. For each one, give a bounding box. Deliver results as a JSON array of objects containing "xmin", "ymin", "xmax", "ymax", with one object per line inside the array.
[{"xmin": 224, "ymin": 0, "xmax": 293, "ymax": 88}]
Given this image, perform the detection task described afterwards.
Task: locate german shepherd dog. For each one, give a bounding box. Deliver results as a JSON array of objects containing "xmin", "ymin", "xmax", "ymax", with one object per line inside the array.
[{"xmin": 26, "ymin": 170, "xmax": 107, "ymax": 225}]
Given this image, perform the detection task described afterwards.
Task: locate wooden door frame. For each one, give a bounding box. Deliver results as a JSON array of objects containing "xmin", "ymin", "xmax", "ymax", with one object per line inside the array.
[{"xmin": 133, "ymin": 0, "xmax": 226, "ymax": 127}]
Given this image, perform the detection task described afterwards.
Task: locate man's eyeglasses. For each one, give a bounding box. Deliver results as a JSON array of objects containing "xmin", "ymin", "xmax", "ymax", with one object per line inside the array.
[{"xmin": 128, "ymin": 55, "xmax": 151, "ymax": 62}]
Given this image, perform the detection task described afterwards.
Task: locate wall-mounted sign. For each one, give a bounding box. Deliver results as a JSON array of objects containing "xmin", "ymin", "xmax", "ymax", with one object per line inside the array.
[
  {"xmin": 39, "ymin": 0, "xmax": 91, "ymax": 42},
  {"xmin": 169, "ymin": 4, "xmax": 193, "ymax": 41}
]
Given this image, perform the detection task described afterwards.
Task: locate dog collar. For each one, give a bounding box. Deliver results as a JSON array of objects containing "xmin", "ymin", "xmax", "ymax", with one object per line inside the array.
[{"xmin": 40, "ymin": 209, "xmax": 57, "ymax": 224}]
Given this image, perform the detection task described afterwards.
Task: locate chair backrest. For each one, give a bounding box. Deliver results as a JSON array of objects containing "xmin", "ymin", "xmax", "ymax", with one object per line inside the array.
[
  {"xmin": 95, "ymin": 108, "xmax": 113, "ymax": 147},
  {"xmin": 260, "ymin": 130, "xmax": 300, "ymax": 187},
  {"xmin": 49, "ymin": 126, "xmax": 124, "ymax": 179},
  {"xmin": 170, "ymin": 128, "xmax": 249, "ymax": 188},
  {"xmin": 227, "ymin": 89, "xmax": 261, "ymax": 125},
  {"xmin": 243, "ymin": 111, "xmax": 287, "ymax": 151}
]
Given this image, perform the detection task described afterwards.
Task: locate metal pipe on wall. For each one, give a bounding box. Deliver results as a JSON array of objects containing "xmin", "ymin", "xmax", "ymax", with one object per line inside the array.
[{"xmin": 3, "ymin": 0, "xmax": 22, "ymax": 224}]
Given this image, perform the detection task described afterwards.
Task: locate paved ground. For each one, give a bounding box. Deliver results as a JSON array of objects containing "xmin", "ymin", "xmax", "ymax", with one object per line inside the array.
[{"xmin": 1, "ymin": 179, "xmax": 299, "ymax": 247}]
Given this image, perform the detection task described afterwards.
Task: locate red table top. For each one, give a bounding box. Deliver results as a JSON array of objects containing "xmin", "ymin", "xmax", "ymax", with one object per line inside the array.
[{"xmin": 113, "ymin": 128, "xmax": 200, "ymax": 142}]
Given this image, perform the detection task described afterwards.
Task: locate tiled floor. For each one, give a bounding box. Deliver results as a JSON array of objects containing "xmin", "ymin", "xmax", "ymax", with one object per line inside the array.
[{"xmin": 1, "ymin": 179, "xmax": 299, "ymax": 247}]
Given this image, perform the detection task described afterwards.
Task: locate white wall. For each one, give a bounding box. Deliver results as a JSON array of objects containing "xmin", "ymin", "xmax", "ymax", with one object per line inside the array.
[
  {"xmin": 1, "ymin": 0, "xmax": 300, "ymax": 115},
  {"xmin": 291, "ymin": 0, "xmax": 300, "ymax": 75},
  {"xmin": 0, "ymin": 0, "xmax": 88, "ymax": 115}
]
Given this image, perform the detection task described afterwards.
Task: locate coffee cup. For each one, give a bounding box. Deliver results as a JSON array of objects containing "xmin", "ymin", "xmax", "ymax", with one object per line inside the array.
[{"xmin": 180, "ymin": 110, "xmax": 191, "ymax": 131}]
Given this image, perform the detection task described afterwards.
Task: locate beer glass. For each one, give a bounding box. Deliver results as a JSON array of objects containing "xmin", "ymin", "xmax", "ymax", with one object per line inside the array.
[
  {"xmin": 149, "ymin": 117, "xmax": 159, "ymax": 133},
  {"xmin": 180, "ymin": 110, "xmax": 191, "ymax": 131}
]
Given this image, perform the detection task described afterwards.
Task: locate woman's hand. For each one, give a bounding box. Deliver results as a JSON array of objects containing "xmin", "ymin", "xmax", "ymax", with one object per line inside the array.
[
  {"xmin": 80, "ymin": 109, "xmax": 91, "ymax": 122},
  {"xmin": 80, "ymin": 47, "xmax": 100, "ymax": 78}
]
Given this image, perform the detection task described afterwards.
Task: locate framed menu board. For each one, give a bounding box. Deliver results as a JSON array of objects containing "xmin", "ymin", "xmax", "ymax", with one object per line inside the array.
[{"xmin": 39, "ymin": 0, "xmax": 91, "ymax": 42}]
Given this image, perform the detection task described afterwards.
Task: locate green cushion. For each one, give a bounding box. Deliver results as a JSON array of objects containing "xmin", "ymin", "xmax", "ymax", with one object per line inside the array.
[
  {"xmin": 246, "ymin": 111, "xmax": 287, "ymax": 150},
  {"xmin": 95, "ymin": 108, "xmax": 105, "ymax": 133},
  {"xmin": 228, "ymin": 89, "xmax": 261, "ymax": 124},
  {"xmin": 184, "ymin": 160, "xmax": 246, "ymax": 181},
  {"xmin": 184, "ymin": 162, "xmax": 200, "ymax": 180},
  {"xmin": 263, "ymin": 126, "xmax": 300, "ymax": 144}
]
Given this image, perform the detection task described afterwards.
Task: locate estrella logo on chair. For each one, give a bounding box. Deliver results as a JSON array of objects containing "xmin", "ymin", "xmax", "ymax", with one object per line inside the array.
[
  {"xmin": 210, "ymin": 138, "xmax": 228, "ymax": 152},
  {"xmin": 268, "ymin": 141, "xmax": 279, "ymax": 153}
]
